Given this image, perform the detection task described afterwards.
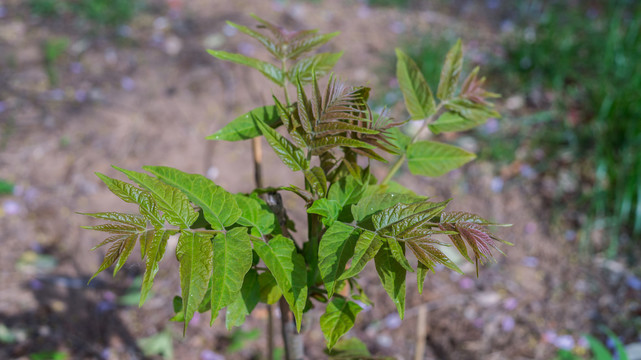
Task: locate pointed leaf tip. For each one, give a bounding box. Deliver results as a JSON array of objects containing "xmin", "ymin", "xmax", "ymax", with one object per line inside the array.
[
  {"xmin": 437, "ymin": 39, "xmax": 463, "ymax": 101},
  {"xmin": 396, "ymin": 48, "xmax": 435, "ymax": 120},
  {"xmin": 407, "ymin": 141, "xmax": 476, "ymax": 177}
]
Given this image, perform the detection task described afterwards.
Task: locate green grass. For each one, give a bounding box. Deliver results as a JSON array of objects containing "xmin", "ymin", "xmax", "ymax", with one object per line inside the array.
[
  {"xmin": 489, "ymin": 0, "xmax": 641, "ymax": 256},
  {"xmin": 43, "ymin": 36, "xmax": 69, "ymax": 86},
  {"xmin": 28, "ymin": 0, "xmax": 145, "ymax": 27},
  {"xmin": 367, "ymin": 0, "xmax": 411, "ymax": 8}
]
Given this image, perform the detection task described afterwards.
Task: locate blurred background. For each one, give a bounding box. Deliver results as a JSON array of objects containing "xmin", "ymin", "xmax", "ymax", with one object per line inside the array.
[{"xmin": 1, "ymin": 0, "xmax": 640, "ymax": 359}]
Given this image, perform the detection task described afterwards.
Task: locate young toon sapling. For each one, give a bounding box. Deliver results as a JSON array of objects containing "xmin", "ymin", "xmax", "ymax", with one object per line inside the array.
[{"xmin": 81, "ymin": 14, "xmax": 510, "ymax": 357}]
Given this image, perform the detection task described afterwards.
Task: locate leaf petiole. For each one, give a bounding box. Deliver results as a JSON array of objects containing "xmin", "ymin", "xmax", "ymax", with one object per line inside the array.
[{"xmin": 381, "ymin": 102, "xmax": 446, "ymax": 184}]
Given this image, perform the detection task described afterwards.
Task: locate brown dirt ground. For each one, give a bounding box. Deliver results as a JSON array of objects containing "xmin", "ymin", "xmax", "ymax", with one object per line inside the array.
[{"xmin": 1, "ymin": 1, "xmax": 638, "ymax": 359}]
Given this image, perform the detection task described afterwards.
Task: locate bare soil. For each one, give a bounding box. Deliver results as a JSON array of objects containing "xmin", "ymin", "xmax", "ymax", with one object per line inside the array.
[{"xmin": 1, "ymin": 1, "xmax": 638, "ymax": 359}]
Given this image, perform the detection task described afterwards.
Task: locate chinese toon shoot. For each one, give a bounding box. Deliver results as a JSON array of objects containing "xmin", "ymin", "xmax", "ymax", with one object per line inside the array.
[{"xmin": 81, "ymin": 14, "xmax": 510, "ymax": 359}]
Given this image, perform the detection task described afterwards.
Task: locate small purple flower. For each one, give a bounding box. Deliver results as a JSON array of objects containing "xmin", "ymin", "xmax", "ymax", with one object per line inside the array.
[
  {"xmin": 501, "ymin": 316, "xmax": 515, "ymax": 332},
  {"xmin": 490, "ymin": 177, "xmax": 504, "ymax": 193},
  {"xmin": 30, "ymin": 279, "xmax": 43, "ymax": 290},
  {"xmin": 565, "ymin": 230, "xmax": 577, "ymax": 241},
  {"xmin": 522, "ymin": 256, "xmax": 539, "ymax": 268},
  {"xmin": 200, "ymin": 350, "xmax": 224, "ymax": 360},
  {"xmin": 626, "ymin": 275, "xmax": 641, "ymax": 291},
  {"xmin": 100, "ymin": 348, "xmax": 111, "ymax": 360},
  {"xmin": 501, "ymin": 20, "xmax": 515, "ymax": 34},
  {"xmin": 24, "ymin": 187, "xmax": 40, "ymax": 204},
  {"xmin": 554, "ymin": 335, "xmax": 575, "ymax": 350},
  {"xmin": 49, "ymin": 89, "xmax": 65, "ymax": 101},
  {"xmin": 473, "ymin": 318, "xmax": 484, "ymax": 328},
  {"xmin": 97, "ymin": 300, "xmax": 115, "ymax": 313},
  {"xmin": 0, "ymin": 6, "xmax": 6, "ymax": 18},
  {"xmin": 0, "ymin": 101, "xmax": 6, "ymax": 113},
  {"xmin": 30, "ymin": 242, "xmax": 44, "ymax": 253},
  {"xmin": 3, "ymin": 200, "xmax": 21, "ymax": 215},
  {"xmin": 237, "ymin": 42, "xmax": 255, "ymax": 56},
  {"xmin": 151, "ymin": 33, "xmax": 164, "ymax": 47},
  {"xmin": 503, "ymin": 297, "xmax": 518, "ymax": 311},
  {"xmin": 520, "ymin": 164, "xmax": 537, "ymax": 179},
  {"xmin": 483, "ymin": 118, "xmax": 500, "ymax": 134},
  {"xmin": 459, "ymin": 277, "xmax": 474, "ymax": 290},
  {"xmin": 486, "ymin": 0, "xmax": 500, "ymax": 9},
  {"xmin": 606, "ymin": 337, "xmax": 617, "ymax": 349},
  {"xmin": 543, "ymin": 330, "xmax": 557, "ymax": 343},
  {"xmin": 103, "ymin": 291, "xmax": 117, "ymax": 302},
  {"xmin": 384, "ymin": 313, "xmax": 401, "ymax": 329},
  {"xmin": 578, "ymin": 336, "xmax": 589, "ymax": 349},
  {"xmin": 75, "ymin": 89, "xmax": 87, "ymax": 102},
  {"xmin": 223, "ymin": 23, "xmax": 237, "ymax": 37},
  {"xmin": 70, "ymin": 62, "xmax": 83, "ymax": 74},
  {"xmin": 121, "ymin": 77, "xmax": 135, "ymax": 91}
]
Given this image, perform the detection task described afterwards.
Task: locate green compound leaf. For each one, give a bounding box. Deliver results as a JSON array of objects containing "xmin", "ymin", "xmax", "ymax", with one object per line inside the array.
[
  {"xmin": 395, "ymin": 48, "xmax": 436, "ymax": 120},
  {"xmin": 234, "ymin": 193, "xmax": 276, "ymax": 236},
  {"xmin": 82, "ymin": 223, "xmax": 141, "ymax": 234},
  {"xmin": 446, "ymin": 98, "xmax": 500, "ymax": 122},
  {"xmin": 428, "ymin": 111, "xmax": 482, "ymax": 135},
  {"xmin": 89, "ymin": 233, "xmax": 137, "ymax": 281},
  {"xmin": 288, "ymin": 52, "xmax": 343, "ymax": 84},
  {"xmin": 437, "ymin": 39, "xmax": 463, "ymax": 101},
  {"xmin": 318, "ymin": 222, "xmax": 358, "ymax": 298},
  {"xmin": 303, "ymin": 166, "xmax": 328, "ymax": 198},
  {"xmin": 114, "ymin": 167, "xmax": 198, "ymax": 228},
  {"xmin": 210, "ymin": 227, "xmax": 253, "ymax": 325},
  {"xmin": 256, "ymin": 119, "xmax": 309, "ymax": 172},
  {"xmin": 287, "ymin": 32, "xmax": 340, "ymax": 60},
  {"xmin": 307, "ymin": 199, "xmax": 341, "ymax": 227},
  {"xmin": 406, "ymin": 240, "xmax": 462, "ymax": 275},
  {"xmin": 226, "ymin": 20, "xmax": 283, "ymax": 59},
  {"xmin": 225, "ymin": 268, "xmax": 260, "ymax": 330},
  {"xmin": 314, "ymin": 122, "xmax": 380, "ymax": 137},
  {"xmin": 386, "ymin": 127, "xmax": 411, "ymax": 153},
  {"xmin": 140, "ymin": 230, "xmax": 171, "ymax": 306},
  {"xmin": 95, "ymin": 173, "xmax": 163, "ymax": 228},
  {"xmin": 320, "ymin": 297, "xmax": 363, "ymax": 350},
  {"xmin": 406, "ymin": 140, "xmax": 476, "ymax": 177},
  {"xmin": 252, "ymin": 236, "xmax": 308, "ymax": 331},
  {"xmin": 417, "ymin": 262, "xmax": 429, "ymax": 294},
  {"xmin": 386, "ymin": 237, "xmax": 413, "ymax": 272},
  {"xmin": 351, "ymin": 192, "xmax": 425, "ymax": 223},
  {"xmin": 207, "ymin": 50, "xmax": 284, "ymax": 86},
  {"xmin": 339, "ymin": 230, "xmax": 383, "ymax": 280},
  {"xmin": 375, "ymin": 241, "xmax": 407, "ymax": 319},
  {"xmin": 144, "ymin": 166, "xmax": 241, "ymax": 230},
  {"xmin": 326, "ymin": 337, "xmax": 372, "ymax": 358},
  {"xmin": 309, "ymin": 136, "xmax": 376, "ymax": 156},
  {"xmin": 373, "ymin": 200, "xmax": 449, "ymax": 237},
  {"xmin": 258, "ymin": 271, "xmax": 282, "ymax": 304},
  {"xmin": 206, "ymin": 106, "xmax": 281, "ymax": 141},
  {"xmin": 79, "ymin": 212, "xmax": 146, "ymax": 229},
  {"xmin": 328, "ymin": 174, "xmax": 366, "ymax": 209},
  {"xmin": 176, "ymin": 231, "xmax": 213, "ymax": 334}
]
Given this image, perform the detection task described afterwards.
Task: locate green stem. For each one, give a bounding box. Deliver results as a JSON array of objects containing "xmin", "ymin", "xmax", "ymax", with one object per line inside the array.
[
  {"xmin": 381, "ymin": 103, "xmax": 446, "ymax": 184},
  {"xmin": 282, "ymin": 58, "xmax": 291, "ymax": 106}
]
